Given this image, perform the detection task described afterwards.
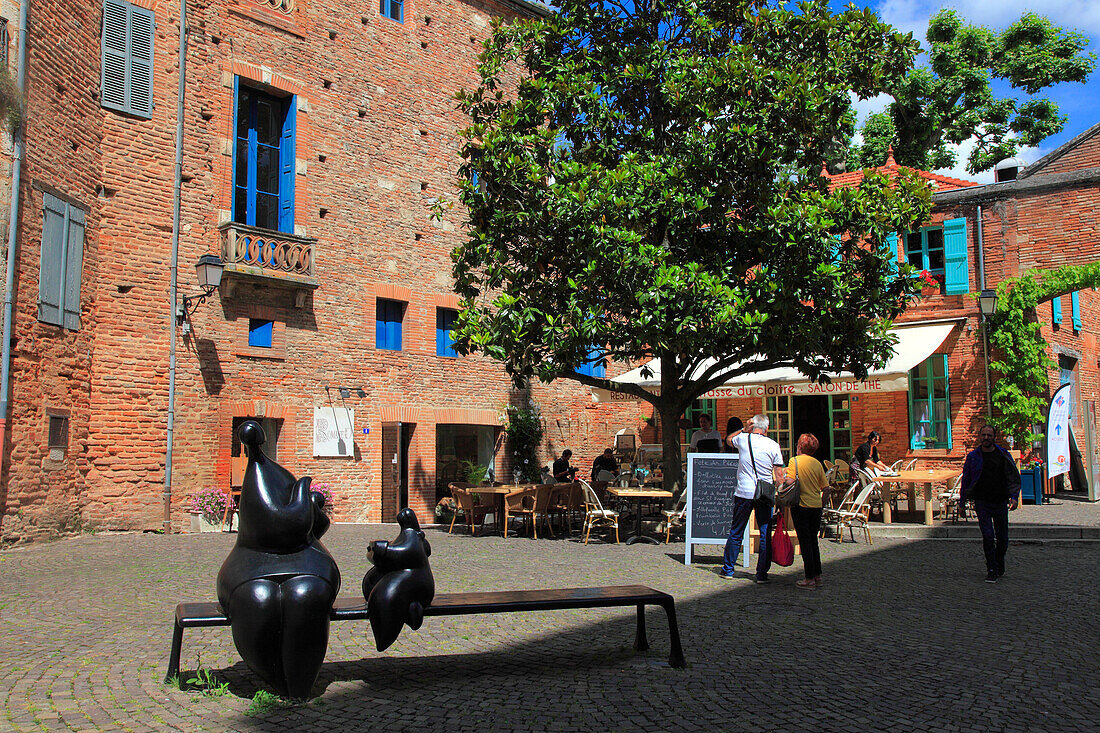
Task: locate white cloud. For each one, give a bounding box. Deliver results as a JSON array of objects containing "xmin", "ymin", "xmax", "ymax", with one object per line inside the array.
[
  {"xmin": 931, "ymin": 137, "xmax": 1045, "ymax": 185},
  {"xmin": 849, "ymin": 92, "xmax": 892, "ymax": 126},
  {"xmin": 875, "ymin": 0, "xmax": 1100, "ymax": 39}
]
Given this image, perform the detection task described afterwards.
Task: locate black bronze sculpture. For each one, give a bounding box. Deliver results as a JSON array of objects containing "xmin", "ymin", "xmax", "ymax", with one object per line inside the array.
[
  {"xmin": 362, "ymin": 507, "xmax": 436, "ymax": 651},
  {"xmin": 216, "ymin": 420, "xmax": 341, "ymax": 699}
]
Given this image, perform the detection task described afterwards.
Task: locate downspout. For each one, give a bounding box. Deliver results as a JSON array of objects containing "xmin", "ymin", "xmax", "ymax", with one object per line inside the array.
[
  {"xmin": 977, "ymin": 205, "xmax": 993, "ymax": 420},
  {"xmin": 0, "ymin": 0, "xmax": 31, "ymax": 482},
  {"xmin": 164, "ymin": 0, "xmax": 187, "ymax": 532}
]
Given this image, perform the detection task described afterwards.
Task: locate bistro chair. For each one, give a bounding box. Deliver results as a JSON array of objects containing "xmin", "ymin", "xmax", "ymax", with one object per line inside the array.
[
  {"xmin": 888, "ymin": 459, "xmax": 904, "ymax": 473},
  {"xmin": 549, "ymin": 482, "xmax": 579, "ymax": 534},
  {"xmin": 661, "ymin": 492, "xmax": 687, "ymax": 543},
  {"xmin": 936, "ymin": 474, "xmax": 967, "ymax": 523},
  {"xmin": 578, "ymin": 479, "xmax": 620, "ymax": 544},
  {"xmin": 825, "ymin": 483, "xmax": 875, "ymax": 544},
  {"xmin": 903, "ymin": 458, "xmax": 918, "ymax": 471},
  {"xmin": 821, "ymin": 480, "xmax": 858, "ymax": 534},
  {"xmin": 504, "ymin": 484, "xmax": 557, "ymax": 539},
  {"xmin": 448, "ymin": 483, "xmax": 492, "ymax": 536}
]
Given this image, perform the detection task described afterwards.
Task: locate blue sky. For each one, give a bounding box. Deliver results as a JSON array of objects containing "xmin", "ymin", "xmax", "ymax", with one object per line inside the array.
[{"xmin": 829, "ymin": 1, "xmax": 1100, "ymax": 182}]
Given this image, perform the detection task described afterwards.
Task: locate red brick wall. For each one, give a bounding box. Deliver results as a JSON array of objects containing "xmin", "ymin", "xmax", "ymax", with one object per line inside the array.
[{"xmin": 1026, "ymin": 130, "xmax": 1100, "ymax": 177}]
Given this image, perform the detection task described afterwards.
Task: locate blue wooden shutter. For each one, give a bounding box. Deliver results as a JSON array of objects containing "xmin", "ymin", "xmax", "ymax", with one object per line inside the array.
[
  {"xmin": 390, "ymin": 302, "xmax": 403, "ymax": 350},
  {"xmin": 101, "ymin": 0, "xmax": 129, "ymax": 113},
  {"xmin": 1052, "ymin": 296, "xmax": 1062, "ymax": 325},
  {"xmin": 942, "ymin": 217, "xmax": 969, "ymax": 294},
  {"xmin": 63, "ymin": 205, "xmax": 85, "ymax": 330},
  {"xmin": 278, "ymin": 96, "xmax": 296, "ymax": 233},
  {"xmin": 884, "ymin": 233, "xmax": 899, "ymax": 275},
  {"xmin": 940, "ymin": 354, "xmax": 952, "ymax": 450},
  {"xmin": 39, "ymin": 194, "xmax": 67, "ymax": 326},
  {"xmin": 1071, "ymin": 291, "xmax": 1082, "ymax": 331},
  {"xmin": 437, "ymin": 309, "xmax": 457, "ymax": 356},
  {"xmin": 127, "ymin": 4, "xmax": 154, "ymax": 118}
]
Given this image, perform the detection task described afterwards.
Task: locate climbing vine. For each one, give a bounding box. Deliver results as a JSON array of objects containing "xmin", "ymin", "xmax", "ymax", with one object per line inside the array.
[
  {"xmin": 503, "ymin": 402, "xmax": 544, "ymax": 483},
  {"xmin": 986, "ymin": 263, "xmax": 1100, "ymax": 448}
]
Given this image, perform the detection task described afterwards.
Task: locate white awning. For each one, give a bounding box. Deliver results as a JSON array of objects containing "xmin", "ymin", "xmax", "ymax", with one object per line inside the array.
[{"xmin": 591, "ymin": 322, "xmax": 956, "ymax": 402}]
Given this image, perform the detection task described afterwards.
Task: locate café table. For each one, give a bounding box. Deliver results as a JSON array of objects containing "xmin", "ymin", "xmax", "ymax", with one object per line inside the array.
[
  {"xmin": 469, "ymin": 485, "xmax": 523, "ymax": 536},
  {"xmin": 606, "ymin": 486, "xmax": 674, "ymax": 545},
  {"xmin": 871, "ymin": 469, "xmax": 959, "ymax": 525}
]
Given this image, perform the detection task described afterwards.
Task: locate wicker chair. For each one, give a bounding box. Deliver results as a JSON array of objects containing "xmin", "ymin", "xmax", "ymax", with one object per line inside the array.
[
  {"xmin": 504, "ymin": 484, "xmax": 557, "ymax": 538},
  {"xmin": 578, "ymin": 479, "xmax": 620, "ymax": 544},
  {"xmin": 448, "ymin": 483, "xmax": 492, "ymax": 535}
]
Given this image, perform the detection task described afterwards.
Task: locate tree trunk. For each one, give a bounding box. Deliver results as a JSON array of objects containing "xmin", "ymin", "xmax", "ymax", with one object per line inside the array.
[{"xmin": 658, "ymin": 402, "xmax": 684, "ymax": 501}]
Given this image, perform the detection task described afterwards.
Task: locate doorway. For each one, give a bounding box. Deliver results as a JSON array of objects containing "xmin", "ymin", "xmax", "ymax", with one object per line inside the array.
[
  {"xmin": 791, "ymin": 396, "xmax": 830, "ymax": 461},
  {"xmin": 230, "ymin": 416, "xmax": 281, "ymax": 487}
]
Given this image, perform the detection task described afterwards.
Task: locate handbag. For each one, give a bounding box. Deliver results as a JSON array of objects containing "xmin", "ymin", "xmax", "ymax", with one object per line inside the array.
[
  {"xmin": 747, "ymin": 434, "xmax": 775, "ymax": 505},
  {"xmin": 775, "ymin": 457, "xmax": 801, "ymax": 508},
  {"xmin": 771, "ymin": 511, "xmax": 794, "ymax": 567}
]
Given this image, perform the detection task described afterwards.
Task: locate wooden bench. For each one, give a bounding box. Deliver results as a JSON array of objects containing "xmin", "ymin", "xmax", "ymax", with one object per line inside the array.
[{"xmin": 166, "ymin": 584, "xmax": 685, "ymax": 682}]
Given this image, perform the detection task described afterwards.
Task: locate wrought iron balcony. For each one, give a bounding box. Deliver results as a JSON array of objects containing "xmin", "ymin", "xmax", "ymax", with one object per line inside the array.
[{"xmin": 218, "ymin": 222, "xmax": 319, "ymax": 305}]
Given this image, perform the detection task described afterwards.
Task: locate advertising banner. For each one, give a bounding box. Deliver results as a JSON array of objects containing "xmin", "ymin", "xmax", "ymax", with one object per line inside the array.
[{"xmin": 1046, "ymin": 383, "xmax": 1073, "ymax": 480}]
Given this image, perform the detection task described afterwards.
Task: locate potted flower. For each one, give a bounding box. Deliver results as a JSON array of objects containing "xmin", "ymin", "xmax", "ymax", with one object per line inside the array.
[
  {"xmin": 1019, "ymin": 456, "xmax": 1044, "ymax": 505},
  {"xmin": 311, "ymin": 482, "xmax": 336, "ymax": 516},
  {"xmin": 917, "ymin": 269, "xmax": 941, "ymax": 297},
  {"xmin": 188, "ymin": 486, "xmax": 231, "ymax": 533}
]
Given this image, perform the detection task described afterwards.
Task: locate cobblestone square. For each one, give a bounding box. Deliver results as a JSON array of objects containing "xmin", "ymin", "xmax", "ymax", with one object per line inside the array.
[{"xmin": 1, "ymin": 518, "xmax": 1097, "ymax": 732}]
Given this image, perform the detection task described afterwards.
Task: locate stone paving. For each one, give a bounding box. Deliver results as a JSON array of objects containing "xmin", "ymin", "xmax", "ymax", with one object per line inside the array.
[{"xmin": 1, "ymin": 513, "xmax": 1098, "ymax": 732}]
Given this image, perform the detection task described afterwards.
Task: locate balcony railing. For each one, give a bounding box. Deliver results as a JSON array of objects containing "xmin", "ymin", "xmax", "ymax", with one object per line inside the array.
[{"xmin": 219, "ymin": 222, "xmax": 319, "ymax": 303}]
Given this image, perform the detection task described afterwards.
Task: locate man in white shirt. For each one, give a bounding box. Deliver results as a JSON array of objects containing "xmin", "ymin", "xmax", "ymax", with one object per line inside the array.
[
  {"xmin": 688, "ymin": 414, "xmax": 722, "ymax": 453},
  {"xmin": 719, "ymin": 414, "xmax": 787, "ymax": 582}
]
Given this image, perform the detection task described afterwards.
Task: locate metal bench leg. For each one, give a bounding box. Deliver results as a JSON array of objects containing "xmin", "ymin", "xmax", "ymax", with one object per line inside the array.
[
  {"xmin": 634, "ymin": 604, "xmax": 648, "ymax": 651},
  {"xmin": 165, "ymin": 621, "xmax": 185, "ymax": 684},
  {"xmin": 660, "ymin": 599, "xmax": 686, "ymax": 668}
]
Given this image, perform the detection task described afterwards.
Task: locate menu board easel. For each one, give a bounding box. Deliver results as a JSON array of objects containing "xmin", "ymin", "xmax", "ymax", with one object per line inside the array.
[{"xmin": 685, "ymin": 454, "xmax": 748, "ymax": 567}]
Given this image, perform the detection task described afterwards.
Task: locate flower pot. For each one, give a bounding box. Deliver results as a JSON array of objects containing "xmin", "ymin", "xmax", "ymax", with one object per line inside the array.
[
  {"xmin": 1019, "ymin": 467, "xmax": 1044, "ymax": 505},
  {"xmin": 189, "ymin": 512, "xmax": 223, "ymax": 533}
]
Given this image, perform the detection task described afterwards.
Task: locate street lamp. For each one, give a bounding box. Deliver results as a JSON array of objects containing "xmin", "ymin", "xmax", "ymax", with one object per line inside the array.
[
  {"xmin": 978, "ymin": 288, "xmax": 998, "ymax": 319},
  {"xmin": 177, "ymin": 254, "xmax": 224, "ymax": 325}
]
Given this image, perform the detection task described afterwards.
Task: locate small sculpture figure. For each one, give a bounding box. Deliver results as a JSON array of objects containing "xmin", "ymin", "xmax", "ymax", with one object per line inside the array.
[
  {"xmin": 216, "ymin": 420, "xmax": 341, "ymax": 699},
  {"xmin": 362, "ymin": 508, "xmax": 435, "ymax": 652}
]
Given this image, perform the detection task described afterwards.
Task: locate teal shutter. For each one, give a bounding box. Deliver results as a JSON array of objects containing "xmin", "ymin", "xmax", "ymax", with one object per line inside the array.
[
  {"xmin": 63, "ymin": 206, "xmax": 86, "ymax": 331},
  {"xmin": 39, "ymin": 194, "xmax": 67, "ymax": 326},
  {"xmin": 101, "ymin": 0, "xmax": 129, "ymax": 113},
  {"xmin": 1071, "ymin": 291, "xmax": 1082, "ymax": 331},
  {"xmin": 127, "ymin": 5, "xmax": 154, "ymax": 118},
  {"xmin": 1052, "ymin": 296, "xmax": 1062, "ymax": 325},
  {"xmin": 885, "ymin": 233, "xmax": 899, "ymax": 275},
  {"xmin": 830, "ymin": 234, "xmax": 842, "ymax": 265},
  {"xmin": 942, "ymin": 217, "xmax": 969, "ymax": 294},
  {"xmin": 278, "ymin": 96, "xmax": 296, "ymax": 233},
  {"xmin": 941, "ymin": 354, "xmax": 952, "ymax": 450}
]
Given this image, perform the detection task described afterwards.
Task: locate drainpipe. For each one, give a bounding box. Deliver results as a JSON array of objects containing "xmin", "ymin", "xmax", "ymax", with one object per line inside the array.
[
  {"xmin": 164, "ymin": 0, "xmax": 187, "ymax": 532},
  {"xmin": 0, "ymin": 0, "xmax": 31, "ymax": 482},
  {"xmin": 977, "ymin": 205, "xmax": 993, "ymax": 419}
]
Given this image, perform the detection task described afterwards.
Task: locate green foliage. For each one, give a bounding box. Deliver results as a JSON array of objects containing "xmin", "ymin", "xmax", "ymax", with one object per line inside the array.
[
  {"xmin": 180, "ymin": 666, "xmax": 229, "ymax": 697},
  {"xmin": 245, "ymin": 690, "xmax": 293, "ymax": 716},
  {"xmin": 504, "ymin": 403, "xmax": 543, "ymax": 483},
  {"xmin": 444, "ymin": 0, "xmax": 931, "ymax": 493},
  {"xmin": 845, "ymin": 10, "xmax": 1095, "ymax": 175},
  {"xmin": 987, "ymin": 263, "xmax": 1100, "ymax": 447},
  {"xmin": 460, "ymin": 459, "xmax": 490, "ymax": 485},
  {"xmin": 0, "ymin": 68, "xmax": 22, "ymax": 131}
]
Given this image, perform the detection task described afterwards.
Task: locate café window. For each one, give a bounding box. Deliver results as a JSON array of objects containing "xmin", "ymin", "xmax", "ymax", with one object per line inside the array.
[
  {"xmin": 233, "ymin": 82, "xmax": 296, "ymax": 233},
  {"xmin": 908, "ymin": 354, "xmax": 951, "ymax": 449}
]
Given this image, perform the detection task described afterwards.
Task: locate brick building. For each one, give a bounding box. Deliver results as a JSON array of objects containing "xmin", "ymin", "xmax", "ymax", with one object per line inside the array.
[
  {"xmin": 0, "ymin": 0, "xmax": 642, "ymax": 543},
  {"xmin": 630, "ymin": 142, "xmax": 1099, "ymax": 489}
]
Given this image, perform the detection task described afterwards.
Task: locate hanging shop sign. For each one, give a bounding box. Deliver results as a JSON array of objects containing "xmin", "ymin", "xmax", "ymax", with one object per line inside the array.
[{"xmin": 314, "ymin": 406, "xmax": 355, "ymax": 458}]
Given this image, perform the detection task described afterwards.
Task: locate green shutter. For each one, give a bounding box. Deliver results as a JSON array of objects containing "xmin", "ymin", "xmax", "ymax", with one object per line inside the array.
[
  {"xmin": 101, "ymin": 0, "xmax": 129, "ymax": 113},
  {"xmin": 1071, "ymin": 291, "xmax": 1082, "ymax": 331},
  {"xmin": 1052, "ymin": 296, "xmax": 1062, "ymax": 325},
  {"xmin": 63, "ymin": 207, "xmax": 85, "ymax": 331},
  {"xmin": 942, "ymin": 217, "xmax": 969, "ymax": 295},
  {"xmin": 940, "ymin": 354, "xmax": 952, "ymax": 450},
  {"xmin": 38, "ymin": 194, "xmax": 67, "ymax": 326},
  {"xmin": 127, "ymin": 5, "xmax": 155, "ymax": 118}
]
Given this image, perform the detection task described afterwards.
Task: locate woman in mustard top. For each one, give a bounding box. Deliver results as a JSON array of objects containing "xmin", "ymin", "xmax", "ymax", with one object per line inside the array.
[{"xmin": 785, "ymin": 433, "xmax": 828, "ymax": 589}]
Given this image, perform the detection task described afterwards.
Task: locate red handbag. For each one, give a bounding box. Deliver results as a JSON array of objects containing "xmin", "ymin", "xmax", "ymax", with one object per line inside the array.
[{"xmin": 771, "ymin": 511, "xmax": 794, "ymax": 567}]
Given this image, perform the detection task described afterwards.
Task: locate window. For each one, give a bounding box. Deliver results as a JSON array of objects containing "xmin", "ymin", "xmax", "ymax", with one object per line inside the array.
[
  {"xmin": 380, "ymin": 0, "xmax": 403, "ymax": 22},
  {"xmin": 436, "ymin": 308, "xmax": 458, "ymax": 357},
  {"xmin": 101, "ymin": 0, "xmax": 154, "ymax": 118},
  {"xmin": 248, "ymin": 319, "xmax": 274, "ymax": 348},
  {"xmin": 905, "ymin": 227, "xmax": 945, "ymax": 276},
  {"xmin": 909, "ymin": 355, "xmax": 951, "ymax": 449},
  {"xmin": 38, "ymin": 193, "xmax": 86, "ymax": 330},
  {"xmin": 233, "ymin": 82, "xmax": 296, "ymax": 233},
  {"xmin": 48, "ymin": 414, "xmax": 69, "ymax": 453},
  {"xmin": 377, "ymin": 299, "xmax": 404, "ymax": 350},
  {"xmin": 905, "ymin": 217, "xmax": 969, "ymax": 295},
  {"xmin": 575, "ymin": 346, "xmax": 606, "ymax": 378}
]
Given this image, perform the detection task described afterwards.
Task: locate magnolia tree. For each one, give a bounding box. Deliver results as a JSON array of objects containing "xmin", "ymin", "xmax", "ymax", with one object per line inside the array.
[{"xmin": 444, "ymin": 0, "xmax": 932, "ymax": 495}]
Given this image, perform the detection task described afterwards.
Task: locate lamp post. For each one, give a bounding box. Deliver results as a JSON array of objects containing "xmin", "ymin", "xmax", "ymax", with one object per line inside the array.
[
  {"xmin": 979, "ymin": 288, "xmax": 998, "ymax": 420},
  {"xmin": 176, "ymin": 254, "xmax": 225, "ymax": 327}
]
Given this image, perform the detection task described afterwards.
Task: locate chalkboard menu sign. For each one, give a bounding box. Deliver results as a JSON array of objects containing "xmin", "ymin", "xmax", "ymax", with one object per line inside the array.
[{"xmin": 685, "ymin": 454, "xmax": 747, "ymax": 567}]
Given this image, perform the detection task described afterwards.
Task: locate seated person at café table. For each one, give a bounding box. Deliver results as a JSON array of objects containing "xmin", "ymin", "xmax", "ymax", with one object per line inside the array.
[
  {"xmin": 591, "ymin": 448, "xmax": 619, "ymax": 481},
  {"xmin": 853, "ymin": 431, "xmax": 891, "ymax": 475},
  {"xmin": 552, "ymin": 450, "xmax": 578, "ymax": 482},
  {"xmin": 689, "ymin": 414, "xmax": 723, "ymax": 453}
]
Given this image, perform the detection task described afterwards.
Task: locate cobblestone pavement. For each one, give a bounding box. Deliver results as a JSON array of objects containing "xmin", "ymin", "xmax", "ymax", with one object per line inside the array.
[{"xmin": 1, "ymin": 519, "xmax": 1097, "ymax": 732}]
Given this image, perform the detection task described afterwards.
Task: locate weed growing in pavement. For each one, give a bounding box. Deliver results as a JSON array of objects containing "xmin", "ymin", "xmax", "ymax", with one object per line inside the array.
[
  {"xmin": 246, "ymin": 690, "xmax": 293, "ymax": 716},
  {"xmin": 172, "ymin": 659, "xmax": 229, "ymax": 697}
]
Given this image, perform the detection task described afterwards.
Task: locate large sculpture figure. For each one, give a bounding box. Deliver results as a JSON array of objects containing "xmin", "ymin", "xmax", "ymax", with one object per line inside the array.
[
  {"xmin": 362, "ymin": 508, "xmax": 435, "ymax": 651},
  {"xmin": 216, "ymin": 420, "xmax": 341, "ymax": 699}
]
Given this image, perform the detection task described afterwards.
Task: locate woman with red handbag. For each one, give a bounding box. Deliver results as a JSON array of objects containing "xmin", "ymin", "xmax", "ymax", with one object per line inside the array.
[{"xmin": 785, "ymin": 433, "xmax": 829, "ymax": 589}]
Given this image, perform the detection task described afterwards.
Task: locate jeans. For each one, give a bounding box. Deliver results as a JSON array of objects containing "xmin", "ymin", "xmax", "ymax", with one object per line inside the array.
[
  {"xmin": 722, "ymin": 495, "xmax": 774, "ymax": 578},
  {"xmin": 973, "ymin": 499, "xmax": 1009, "ymax": 574},
  {"xmin": 790, "ymin": 505, "xmax": 823, "ymax": 579}
]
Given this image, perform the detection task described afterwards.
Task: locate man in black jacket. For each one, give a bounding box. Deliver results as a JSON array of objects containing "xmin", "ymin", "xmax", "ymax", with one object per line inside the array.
[{"xmin": 960, "ymin": 425, "xmax": 1022, "ymax": 583}]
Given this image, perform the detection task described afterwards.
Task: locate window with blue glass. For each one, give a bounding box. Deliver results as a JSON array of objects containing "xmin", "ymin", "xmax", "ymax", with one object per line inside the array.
[
  {"xmin": 575, "ymin": 346, "xmax": 606, "ymax": 378},
  {"xmin": 380, "ymin": 0, "xmax": 402, "ymax": 22},
  {"xmin": 248, "ymin": 319, "xmax": 274, "ymax": 348},
  {"xmin": 436, "ymin": 308, "xmax": 459, "ymax": 357},
  {"xmin": 377, "ymin": 299, "xmax": 404, "ymax": 351},
  {"xmin": 905, "ymin": 227, "xmax": 945, "ymax": 277},
  {"xmin": 233, "ymin": 82, "xmax": 295, "ymax": 233},
  {"xmin": 908, "ymin": 354, "xmax": 951, "ymax": 449}
]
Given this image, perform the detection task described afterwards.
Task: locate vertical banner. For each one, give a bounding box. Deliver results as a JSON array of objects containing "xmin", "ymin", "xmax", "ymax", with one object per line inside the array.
[{"xmin": 1046, "ymin": 383, "xmax": 1073, "ymax": 480}]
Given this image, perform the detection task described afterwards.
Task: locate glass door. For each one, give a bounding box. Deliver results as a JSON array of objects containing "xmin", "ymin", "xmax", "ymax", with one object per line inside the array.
[
  {"xmin": 764, "ymin": 396, "xmax": 791, "ymax": 458},
  {"xmin": 828, "ymin": 395, "xmax": 852, "ymax": 462}
]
